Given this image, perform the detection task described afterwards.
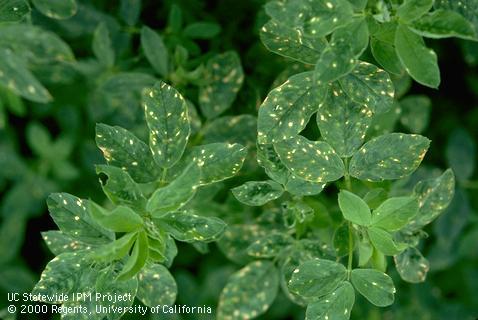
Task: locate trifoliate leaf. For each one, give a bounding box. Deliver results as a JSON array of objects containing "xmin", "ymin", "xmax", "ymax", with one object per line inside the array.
[
  {"xmin": 232, "ymin": 180, "xmax": 284, "ymax": 206},
  {"xmin": 157, "ymin": 212, "xmax": 226, "ymax": 242},
  {"xmin": 305, "ymin": 282, "xmax": 355, "ymax": 320},
  {"xmin": 368, "ymin": 226, "xmax": 406, "ymax": 256},
  {"xmin": 257, "ymin": 71, "xmax": 327, "ymax": 144},
  {"xmin": 350, "ymin": 133, "xmax": 430, "ymax": 181},
  {"xmin": 141, "ymin": 26, "xmax": 169, "ymax": 77},
  {"xmin": 350, "ymin": 268, "xmax": 395, "ymax": 307},
  {"xmin": 410, "ymin": 9, "xmax": 476, "ymax": 40},
  {"xmin": 89, "ymin": 202, "xmax": 143, "ymax": 233},
  {"xmin": 339, "ymin": 61, "xmax": 395, "ymax": 114},
  {"xmin": 137, "ymin": 264, "xmax": 177, "ymax": 307},
  {"xmin": 317, "ymin": 83, "xmax": 373, "ymax": 157},
  {"xmin": 371, "ymin": 196, "xmax": 419, "ymax": 231},
  {"xmin": 289, "ymin": 259, "xmax": 347, "ymax": 299},
  {"xmin": 397, "ymin": 0, "xmax": 433, "ymax": 22},
  {"xmin": 338, "ymin": 190, "xmax": 371, "ymax": 226},
  {"xmin": 199, "ymin": 51, "xmax": 244, "ymax": 119},
  {"xmin": 117, "ymin": 231, "xmax": 149, "ymax": 281},
  {"xmin": 142, "ymin": 81, "xmax": 190, "ymax": 169},
  {"xmin": 394, "ymin": 247, "xmax": 429, "ymax": 283},
  {"xmin": 42, "ymin": 231, "xmax": 89, "ymax": 255},
  {"xmin": 92, "ymin": 22, "xmax": 114, "ymax": 68},
  {"xmin": 217, "ymin": 261, "xmax": 279, "ymax": 320},
  {"xmin": 274, "ymin": 135, "xmax": 345, "ymax": 183},
  {"xmin": 95, "ymin": 124, "xmax": 160, "ymax": 183},
  {"xmin": 395, "ymin": 24, "xmax": 440, "ymax": 88},
  {"xmin": 0, "ymin": 0, "xmax": 30, "ymax": 22},
  {"xmin": 32, "ymin": 0, "xmax": 77, "ymax": 19},
  {"xmin": 446, "ymin": 129, "xmax": 476, "ymax": 181}
]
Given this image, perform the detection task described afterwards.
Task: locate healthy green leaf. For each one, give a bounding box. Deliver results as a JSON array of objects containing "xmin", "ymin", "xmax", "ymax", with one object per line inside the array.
[
  {"xmin": 119, "ymin": 0, "xmax": 141, "ymax": 26},
  {"xmin": 338, "ymin": 190, "xmax": 371, "ymax": 226},
  {"xmin": 305, "ymin": 282, "xmax": 355, "ymax": 320},
  {"xmin": 446, "ymin": 129, "xmax": 476, "ymax": 181},
  {"xmin": 369, "ymin": 22, "xmax": 403, "ymax": 75},
  {"xmin": 394, "ymin": 247, "xmax": 429, "ymax": 283},
  {"xmin": 117, "ymin": 231, "xmax": 149, "ymax": 281},
  {"xmin": 399, "ymin": 95, "xmax": 431, "ymax": 133},
  {"xmin": 289, "ymin": 259, "xmax": 347, "ymax": 299},
  {"xmin": 157, "ymin": 212, "xmax": 226, "ymax": 242},
  {"xmin": 92, "ymin": 22, "xmax": 114, "ymax": 68},
  {"xmin": 371, "ymin": 196, "xmax": 419, "ymax": 231},
  {"xmin": 31, "ymin": 0, "xmax": 77, "ymax": 19},
  {"xmin": 410, "ymin": 9, "xmax": 476, "ymax": 40},
  {"xmin": 397, "ymin": 0, "xmax": 434, "ymax": 22},
  {"xmin": 395, "ymin": 24, "xmax": 440, "ymax": 88},
  {"xmin": 0, "ymin": 0, "xmax": 30, "ymax": 22},
  {"xmin": 183, "ymin": 21, "xmax": 221, "ymax": 39},
  {"xmin": 333, "ymin": 223, "xmax": 353, "ymax": 257},
  {"xmin": 142, "ymin": 81, "xmax": 190, "ymax": 169},
  {"xmin": 368, "ymin": 226, "xmax": 406, "ymax": 255},
  {"xmin": 26, "ymin": 122, "xmax": 52, "ymax": 158},
  {"xmin": 89, "ymin": 202, "xmax": 143, "ymax": 233},
  {"xmin": 232, "ymin": 180, "xmax": 284, "ymax": 206},
  {"xmin": 349, "ymin": 133, "xmax": 430, "ymax": 181},
  {"xmin": 95, "ymin": 123, "xmax": 160, "ymax": 183},
  {"xmin": 363, "ymin": 188, "xmax": 388, "ymax": 210},
  {"xmin": 88, "ymin": 233, "xmax": 137, "ymax": 263},
  {"xmin": 246, "ymin": 233, "xmax": 293, "ymax": 258},
  {"xmin": 274, "ymin": 135, "xmax": 345, "ymax": 183},
  {"xmin": 217, "ymin": 260, "xmax": 279, "ymax": 320},
  {"xmin": 257, "ymin": 71, "xmax": 327, "ymax": 144},
  {"xmin": 199, "ymin": 51, "xmax": 244, "ymax": 119},
  {"xmin": 317, "ymin": 83, "xmax": 373, "ymax": 157},
  {"xmin": 141, "ymin": 26, "xmax": 169, "ymax": 77},
  {"xmin": 137, "ymin": 264, "xmax": 177, "ymax": 307},
  {"xmin": 350, "ymin": 268, "xmax": 395, "ymax": 307}
]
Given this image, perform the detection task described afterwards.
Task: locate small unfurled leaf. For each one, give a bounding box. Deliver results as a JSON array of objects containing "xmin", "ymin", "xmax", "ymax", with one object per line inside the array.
[
  {"xmin": 89, "ymin": 233, "xmax": 137, "ymax": 263},
  {"xmin": 117, "ymin": 231, "xmax": 149, "ymax": 281},
  {"xmin": 217, "ymin": 261, "xmax": 279, "ymax": 320},
  {"xmin": 89, "ymin": 202, "xmax": 143, "ymax": 233},
  {"xmin": 394, "ymin": 247, "xmax": 429, "ymax": 283},
  {"xmin": 137, "ymin": 264, "xmax": 177, "ymax": 307},
  {"xmin": 147, "ymin": 164, "xmax": 200, "ymax": 216},
  {"xmin": 95, "ymin": 123, "xmax": 160, "ymax": 183},
  {"xmin": 274, "ymin": 135, "xmax": 345, "ymax": 183},
  {"xmin": 410, "ymin": 9, "xmax": 476, "ymax": 40},
  {"xmin": 289, "ymin": 259, "xmax": 347, "ymax": 299},
  {"xmin": 183, "ymin": 21, "xmax": 221, "ymax": 39},
  {"xmin": 368, "ymin": 226, "xmax": 406, "ymax": 256},
  {"xmin": 305, "ymin": 282, "xmax": 355, "ymax": 320},
  {"xmin": 339, "ymin": 61, "xmax": 395, "ymax": 114},
  {"xmin": 141, "ymin": 26, "xmax": 169, "ymax": 77},
  {"xmin": 199, "ymin": 51, "xmax": 244, "ymax": 119},
  {"xmin": 395, "ymin": 24, "xmax": 440, "ymax": 88},
  {"xmin": 32, "ymin": 0, "xmax": 77, "ymax": 19},
  {"xmin": 232, "ymin": 180, "xmax": 284, "ymax": 206},
  {"xmin": 143, "ymin": 81, "xmax": 190, "ymax": 169},
  {"xmin": 399, "ymin": 95, "xmax": 431, "ymax": 133},
  {"xmin": 260, "ymin": 19, "xmax": 327, "ymax": 64},
  {"xmin": 446, "ymin": 129, "xmax": 476, "ymax": 181},
  {"xmin": 350, "ymin": 133, "xmax": 430, "ymax": 181},
  {"xmin": 338, "ymin": 190, "xmax": 371, "ymax": 226},
  {"xmin": 350, "ymin": 268, "xmax": 395, "ymax": 307},
  {"xmin": 397, "ymin": 0, "xmax": 433, "ymax": 22},
  {"xmin": 258, "ymin": 71, "xmax": 327, "ymax": 144},
  {"xmin": 317, "ymin": 82, "xmax": 373, "ymax": 157},
  {"xmin": 42, "ymin": 231, "xmax": 89, "ymax": 255},
  {"xmin": 92, "ymin": 22, "xmax": 114, "ymax": 68},
  {"xmin": 371, "ymin": 196, "xmax": 419, "ymax": 231},
  {"xmin": 0, "ymin": 0, "xmax": 30, "ymax": 22},
  {"xmin": 247, "ymin": 233, "xmax": 293, "ymax": 258},
  {"xmin": 157, "ymin": 212, "xmax": 226, "ymax": 242}
]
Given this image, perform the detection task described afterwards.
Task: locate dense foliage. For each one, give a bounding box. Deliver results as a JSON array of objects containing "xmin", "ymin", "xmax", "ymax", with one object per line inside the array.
[{"xmin": 0, "ymin": 0, "xmax": 477, "ymax": 319}]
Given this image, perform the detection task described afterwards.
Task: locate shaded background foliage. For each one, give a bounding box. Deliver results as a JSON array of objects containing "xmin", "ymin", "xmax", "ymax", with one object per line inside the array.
[{"xmin": 0, "ymin": 0, "xmax": 477, "ymax": 319}]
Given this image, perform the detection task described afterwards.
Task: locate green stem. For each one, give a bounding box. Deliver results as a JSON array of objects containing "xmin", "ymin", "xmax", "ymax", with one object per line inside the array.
[
  {"xmin": 160, "ymin": 168, "xmax": 168, "ymax": 185},
  {"xmin": 347, "ymin": 222, "xmax": 353, "ymax": 280}
]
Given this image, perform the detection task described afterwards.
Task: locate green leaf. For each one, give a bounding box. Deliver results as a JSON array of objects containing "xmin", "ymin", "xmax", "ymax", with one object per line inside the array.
[
  {"xmin": 338, "ymin": 190, "xmax": 371, "ymax": 226},
  {"xmin": 370, "ymin": 22, "xmax": 403, "ymax": 75},
  {"xmin": 348, "ymin": 0, "xmax": 367, "ymax": 10},
  {"xmin": 232, "ymin": 180, "xmax": 284, "ymax": 206},
  {"xmin": 371, "ymin": 196, "xmax": 419, "ymax": 231},
  {"xmin": 358, "ymin": 236, "xmax": 374, "ymax": 266},
  {"xmin": 217, "ymin": 224, "xmax": 269, "ymax": 264},
  {"xmin": 92, "ymin": 22, "xmax": 114, "ymax": 68},
  {"xmin": 257, "ymin": 71, "xmax": 327, "ymax": 144},
  {"xmin": 350, "ymin": 133, "xmax": 430, "ymax": 181},
  {"xmin": 394, "ymin": 247, "xmax": 429, "ymax": 283},
  {"xmin": 246, "ymin": 233, "xmax": 293, "ymax": 258},
  {"xmin": 183, "ymin": 21, "xmax": 221, "ymax": 39},
  {"xmin": 0, "ymin": 0, "xmax": 30, "ymax": 22},
  {"xmin": 257, "ymin": 143, "xmax": 289, "ymax": 184},
  {"xmin": 117, "ymin": 231, "xmax": 149, "ymax": 281},
  {"xmin": 147, "ymin": 163, "xmax": 200, "ymax": 216},
  {"xmin": 399, "ymin": 95, "xmax": 431, "ymax": 133},
  {"xmin": 203, "ymin": 115, "xmax": 257, "ymax": 147},
  {"xmin": 395, "ymin": 24, "xmax": 440, "ymax": 88},
  {"xmin": 446, "ymin": 129, "xmax": 476, "ymax": 181},
  {"xmin": 260, "ymin": 19, "xmax": 327, "ymax": 64},
  {"xmin": 363, "ymin": 188, "xmax": 388, "ymax": 210},
  {"xmin": 274, "ymin": 135, "xmax": 345, "ymax": 183},
  {"xmin": 142, "ymin": 81, "xmax": 190, "ymax": 169},
  {"xmin": 339, "ymin": 61, "xmax": 395, "ymax": 114},
  {"xmin": 305, "ymin": 282, "xmax": 355, "ymax": 320},
  {"xmin": 157, "ymin": 212, "xmax": 226, "ymax": 242},
  {"xmin": 407, "ymin": 169, "xmax": 455, "ymax": 231},
  {"xmin": 95, "ymin": 123, "xmax": 160, "ymax": 183},
  {"xmin": 47, "ymin": 193, "xmax": 114, "ymax": 244},
  {"xmin": 88, "ymin": 233, "xmax": 137, "ymax": 263},
  {"xmin": 350, "ymin": 268, "xmax": 395, "ymax": 307},
  {"xmin": 217, "ymin": 261, "xmax": 279, "ymax": 320},
  {"xmin": 317, "ymin": 83, "xmax": 373, "ymax": 157},
  {"xmin": 285, "ymin": 174, "xmax": 325, "ymax": 196},
  {"xmin": 119, "ymin": 0, "xmax": 141, "ymax": 26},
  {"xmin": 32, "ymin": 0, "xmax": 76, "ymax": 19},
  {"xmin": 137, "ymin": 264, "xmax": 177, "ymax": 307},
  {"xmin": 397, "ymin": 0, "xmax": 433, "ymax": 22},
  {"xmin": 89, "ymin": 202, "xmax": 143, "ymax": 233},
  {"xmin": 141, "ymin": 26, "xmax": 169, "ymax": 77},
  {"xmin": 100, "ymin": 72, "xmax": 156, "ymax": 94},
  {"xmin": 334, "ymin": 223, "xmax": 353, "ymax": 257},
  {"xmin": 0, "ymin": 49, "xmax": 52, "ymax": 103},
  {"xmin": 26, "ymin": 122, "xmax": 52, "ymax": 158},
  {"xmin": 42, "ymin": 231, "xmax": 89, "ymax": 255},
  {"xmin": 331, "ymin": 17, "xmax": 369, "ymax": 57},
  {"xmin": 314, "ymin": 41, "xmax": 356, "ymax": 84},
  {"xmin": 410, "ymin": 9, "xmax": 476, "ymax": 40},
  {"xmin": 368, "ymin": 226, "xmax": 406, "ymax": 255},
  {"xmin": 199, "ymin": 51, "xmax": 244, "ymax": 119}
]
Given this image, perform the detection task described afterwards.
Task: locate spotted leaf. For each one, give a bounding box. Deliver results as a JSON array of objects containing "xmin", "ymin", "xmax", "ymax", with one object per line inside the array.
[
  {"xmin": 32, "ymin": 0, "xmax": 77, "ymax": 19},
  {"xmin": 203, "ymin": 115, "xmax": 257, "ymax": 147},
  {"xmin": 232, "ymin": 180, "xmax": 284, "ymax": 206},
  {"xmin": 258, "ymin": 72, "xmax": 327, "ymax": 144},
  {"xmin": 349, "ymin": 133, "xmax": 430, "ymax": 181},
  {"xmin": 257, "ymin": 143, "xmax": 289, "ymax": 184},
  {"xmin": 274, "ymin": 135, "xmax": 345, "ymax": 183},
  {"xmin": 305, "ymin": 282, "xmax": 355, "ymax": 320},
  {"xmin": 394, "ymin": 247, "xmax": 429, "ymax": 283},
  {"xmin": 246, "ymin": 233, "xmax": 293, "ymax": 258},
  {"xmin": 0, "ymin": 0, "xmax": 30, "ymax": 22},
  {"xmin": 350, "ymin": 268, "xmax": 395, "ymax": 307},
  {"xmin": 42, "ymin": 231, "xmax": 89, "ymax": 255},
  {"xmin": 142, "ymin": 81, "xmax": 190, "ymax": 169},
  {"xmin": 314, "ymin": 41, "xmax": 356, "ymax": 84},
  {"xmin": 217, "ymin": 224, "xmax": 269, "ymax": 264},
  {"xmin": 217, "ymin": 260, "xmax": 279, "ymax": 320},
  {"xmin": 137, "ymin": 264, "xmax": 177, "ymax": 307}
]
